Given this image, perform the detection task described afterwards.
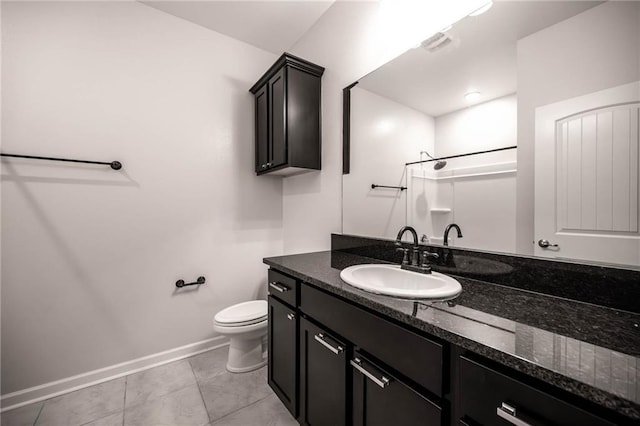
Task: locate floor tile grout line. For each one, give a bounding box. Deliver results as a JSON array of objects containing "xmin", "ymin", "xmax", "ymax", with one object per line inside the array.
[
  {"xmin": 208, "ymin": 391, "xmax": 274, "ymax": 425},
  {"xmin": 31, "ymin": 401, "xmax": 45, "ymax": 426},
  {"xmin": 189, "ymin": 356, "xmax": 213, "ymax": 424}
]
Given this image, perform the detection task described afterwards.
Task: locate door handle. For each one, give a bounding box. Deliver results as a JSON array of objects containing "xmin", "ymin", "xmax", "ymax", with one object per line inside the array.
[
  {"xmin": 314, "ymin": 333, "xmax": 344, "ymax": 355},
  {"xmin": 350, "ymin": 358, "xmax": 391, "ymax": 389},
  {"xmin": 269, "ymin": 282, "xmax": 289, "ymax": 293},
  {"xmin": 538, "ymin": 239, "xmax": 558, "ymax": 249},
  {"xmin": 286, "ymin": 313, "xmax": 295, "ymax": 321}
]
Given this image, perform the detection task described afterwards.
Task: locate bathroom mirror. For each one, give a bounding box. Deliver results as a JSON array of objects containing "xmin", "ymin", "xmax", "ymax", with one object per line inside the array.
[{"xmin": 342, "ymin": 1, "xmax": 640, "ymax": 267}]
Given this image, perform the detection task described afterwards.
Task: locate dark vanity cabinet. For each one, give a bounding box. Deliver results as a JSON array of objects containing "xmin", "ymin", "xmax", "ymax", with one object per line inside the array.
[
  {"xmin": 267, "ymin": 267, "xmax": 621, "ymax": 426},
  {"xmin": 249, "ymin": 53, "xmax": 324, "ymax": 176}
]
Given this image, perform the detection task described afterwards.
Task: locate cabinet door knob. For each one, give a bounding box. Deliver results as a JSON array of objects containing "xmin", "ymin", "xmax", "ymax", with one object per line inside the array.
[
  {"xmin": 261, "ymin": 164, "xmax": 267, "ymax": 169},
  {"xmin": 286, "ymin": 313, "xmax": 295, "ymax": 321}
]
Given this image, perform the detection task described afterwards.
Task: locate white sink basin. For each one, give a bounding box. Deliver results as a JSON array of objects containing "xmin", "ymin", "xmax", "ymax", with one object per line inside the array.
[{"xmin": 340, "ymin": 264, "xmax": 462, "ymax": 299}]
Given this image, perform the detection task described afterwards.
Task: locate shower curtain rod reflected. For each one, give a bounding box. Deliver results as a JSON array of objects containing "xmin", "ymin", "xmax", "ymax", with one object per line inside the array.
[
  {"xmin": 405, "ymin": 145, "xmax": 517, "ymax": 166},
  {"xmin": 0, "ymin": 153, "xmax": 122, "ymax": 170}
]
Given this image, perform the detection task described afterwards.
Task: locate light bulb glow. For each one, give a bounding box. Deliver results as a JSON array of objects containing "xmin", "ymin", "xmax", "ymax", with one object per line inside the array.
[{"xmin": 465, "ymin": 91, "xmax": 481, "ymax": 101}]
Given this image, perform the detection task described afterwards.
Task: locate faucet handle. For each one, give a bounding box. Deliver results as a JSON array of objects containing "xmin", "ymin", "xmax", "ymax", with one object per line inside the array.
[
  {"xmin": 421, "ymin": 251, "xmax": 439, "ymax": 267},
  {"xmin": 396, "ymin": 247, "xmax": 409, "ymax": 265}
]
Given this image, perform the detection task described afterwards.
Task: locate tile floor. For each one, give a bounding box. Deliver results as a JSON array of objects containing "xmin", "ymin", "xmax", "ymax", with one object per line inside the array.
[{"xmin": 1, "ymin": 346, "xmax": 297, "ymax": 426}]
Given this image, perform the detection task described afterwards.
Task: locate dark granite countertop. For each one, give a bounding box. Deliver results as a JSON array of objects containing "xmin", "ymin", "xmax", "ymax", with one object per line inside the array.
[{"xmin": 263, "ymin": 250, "xmax": 640, "ymax": 421}]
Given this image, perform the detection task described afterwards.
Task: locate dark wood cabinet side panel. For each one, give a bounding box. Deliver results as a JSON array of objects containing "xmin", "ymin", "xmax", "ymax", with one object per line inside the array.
[
  {"xmin": 268, "ymin": 296, "xmax": 297, "ymax": 417},
  {"xmin": 301, "ymin": 284, "xmax": 444, "ymax": 397},
  {"xmin": 255, "ymin": 85, "xmax": 269, "ymax": 173},
  {"xmin": 287, "ymin": 67, "xmax": 321, "ymax": 170},
  {"xmin": 269, "ymin": 68, "xmax": 287, "ymax": 169}
]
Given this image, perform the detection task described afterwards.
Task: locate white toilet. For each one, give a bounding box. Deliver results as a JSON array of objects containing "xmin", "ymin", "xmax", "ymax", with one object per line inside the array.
[{"xmin": 213, "ymin": 300, "xmax": 268, "ymax": 373}]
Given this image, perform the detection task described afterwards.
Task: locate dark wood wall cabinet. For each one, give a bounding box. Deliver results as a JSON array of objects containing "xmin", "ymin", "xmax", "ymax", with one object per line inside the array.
[
  {"xmin": 249, "ymin": 53, "xmax": 324, "ymax": 177},
  {"xmin": 267, "ymin": 268, "xmax": 622, "ymax": 426}
]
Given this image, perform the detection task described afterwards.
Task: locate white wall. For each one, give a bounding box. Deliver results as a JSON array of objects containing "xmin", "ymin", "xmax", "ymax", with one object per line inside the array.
[
  {"xmin": 407, "ymin": 95, "xmax": 517, "ymax": 251},
  {"xmin": 516, "ymin": 1, "xmax": 640, "ymax": 255},
  {"xmin": 344, "ymin": 87, "xmax": 434, "ymax": 240},
  {"xmin": 1, "ymin": 1, "xmax": 281, "ymax": 396}
]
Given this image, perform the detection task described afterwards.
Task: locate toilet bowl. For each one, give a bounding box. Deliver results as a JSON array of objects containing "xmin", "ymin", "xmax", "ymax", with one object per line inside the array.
[{"xmin": 213, "ymin": 300, "xmax": 268, "ymax": 373}]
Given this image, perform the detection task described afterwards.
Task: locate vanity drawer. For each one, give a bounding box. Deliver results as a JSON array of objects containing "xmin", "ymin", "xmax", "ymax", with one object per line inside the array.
[
  {"xmin": 268, "ymin": 269, "xmax": 298, "ymax": 307},
  {"xmin": 459, "ymin": 356, "xmax": 617, "ymax": 426},
  {"xmin": 300, "ymin": 284, "xmax": 444, "ymax": 397}
]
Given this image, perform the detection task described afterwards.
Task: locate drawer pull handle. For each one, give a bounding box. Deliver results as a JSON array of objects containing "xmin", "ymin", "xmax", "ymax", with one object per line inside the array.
[
  {"xmin": 269, "ymin": 282, "xmax": 289, "ymax": 293},
  {"xmin": 350, "ymin": 358, "xmax": 391, "ymax": 389},
  {"xmin": 496, "ymin": 403, "xmax": 533, "ymax": 426},
  {"xmin": 314, "ymin": 333, "xmax": 344, "ymax": 355},
  {"xmin": 286, "ymin": 313, "xmax": 295, "ymax": 321}
]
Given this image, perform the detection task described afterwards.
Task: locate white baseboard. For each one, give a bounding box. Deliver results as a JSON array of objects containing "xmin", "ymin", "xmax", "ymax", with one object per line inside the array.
[{"xmin": 1, "ymin": 336, "xmax": 229, "ymax": 412}]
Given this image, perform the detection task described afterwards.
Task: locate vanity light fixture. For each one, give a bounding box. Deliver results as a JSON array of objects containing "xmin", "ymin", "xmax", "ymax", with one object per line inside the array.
[
  {"xmin": 464, "ymin": 91, "xmax": 481, "ymax": 101},
  {"xmin": 469, "ymin": 1, "xmax": 493, "ymax": 17}
]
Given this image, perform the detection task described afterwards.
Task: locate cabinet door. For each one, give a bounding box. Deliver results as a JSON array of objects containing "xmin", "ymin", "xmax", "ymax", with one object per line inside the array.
[
  {"xmin": 459, "ymin": 356, "xmax": 616, "ymax": 426},
  {"xmin": 299, "ymin": 317, "xmax": 347, "ymax": 426},
  {"xmin": 268, "ymin": 67, "xmax": 287, "ymax": 169},
  {"xmin": 352, "ymin": 352, "xmax": 442, "ymax": 426},
  {"xmin": 254, "ymin": 84, "xmax": 269, "ymax": 173},
  {"xmin": 268, "ymin": 296, "xmax": 297, "ymax": 417}
]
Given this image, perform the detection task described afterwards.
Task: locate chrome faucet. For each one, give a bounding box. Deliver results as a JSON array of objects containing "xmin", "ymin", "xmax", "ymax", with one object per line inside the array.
[
  {"xmin": 443, "ymin": 223, "xmax": 463, "ymax": 246},
  {"xmin": 395, "ymin": 226, "xmax": 438, "ymax": 274}
]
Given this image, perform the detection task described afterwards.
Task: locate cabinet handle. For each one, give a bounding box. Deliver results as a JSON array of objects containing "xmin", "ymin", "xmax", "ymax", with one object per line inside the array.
[
  {"xmin": 350, "ymin": 358, "xmax": 391, "ymax": 389},
  {"xmin": 261, "ymin": 164, "xmax": 267, "ymax": 169},
  {"xmin": 496, "ymin": 403, "xmax": 535, "ymax": 426},
  {"xmin": 269, "ymin": 282, "xmax": 289, "ymax": 293},
  {"xmin": 286, "ymin": 313, "xmax": 295, "ymax": 321},
  {"xmin": 314, "ymin": 333, "xmax": 344, "ymax": 355}
]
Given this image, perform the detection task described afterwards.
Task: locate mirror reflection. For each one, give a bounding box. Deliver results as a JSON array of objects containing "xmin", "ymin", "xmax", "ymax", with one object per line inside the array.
[{"xmin": 343, "ymin": 1, "xmax": 640, "ymax": 266}]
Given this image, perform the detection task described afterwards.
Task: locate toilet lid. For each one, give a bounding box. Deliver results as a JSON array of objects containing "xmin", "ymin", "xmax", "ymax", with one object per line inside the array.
[{"xmin": 214, "ymin": 300, "xmax": 268, "ymax": 325}]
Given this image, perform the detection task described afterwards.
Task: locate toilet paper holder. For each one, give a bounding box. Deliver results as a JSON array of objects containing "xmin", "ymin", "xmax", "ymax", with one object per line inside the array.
[{"xmin": 176, "ymin": 276, "xmax": 206, "ymax": 288}]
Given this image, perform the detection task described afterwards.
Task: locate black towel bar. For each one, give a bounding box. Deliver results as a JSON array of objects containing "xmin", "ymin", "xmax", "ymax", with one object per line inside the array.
[
  {"xmin": 176, "ymin": 276, "xmax": 206, "ymax": 288},
  {"xmin": 0, "ymin": 153, "xmax": 122, "ymax": 170},
  {"xmin": 371, "ymin": 184, "xmax": 407, "ymax": 191}
]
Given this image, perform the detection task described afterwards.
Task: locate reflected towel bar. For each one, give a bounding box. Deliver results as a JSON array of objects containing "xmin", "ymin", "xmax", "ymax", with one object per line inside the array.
[
  {"xmin": 405, "ymin": 145, "xmax": 516, "ymax": 166},
  {"xmin": 371, "ymin": 184, "xmax": 407, "ymax": 191},
  {"xmin": 0, "ymin": 153, "xmax": 123, "ymax": 170}
]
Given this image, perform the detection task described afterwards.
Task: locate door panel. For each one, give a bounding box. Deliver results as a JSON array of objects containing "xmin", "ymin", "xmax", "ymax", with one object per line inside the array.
[
  {"xmin": 300, "ymin": 317, "xmax": 347, "ymax": 426},
  {"xmin": 255, "ymin": 85, "xmax": 269, "ymax": 172},
  {"xmin": 269, "ymin": 68, "xmax": 287, "ymax": 168},
  {"xmin": 268, "ymin": 296, "xmax": 297, "ymax": 417},
  {"xmin": 351, "ymin": 352, "xmax": 441, "ymax": 426},
  {"xmin": 535, "ymin": 81, "xmax": 640, "ymax": 265}
]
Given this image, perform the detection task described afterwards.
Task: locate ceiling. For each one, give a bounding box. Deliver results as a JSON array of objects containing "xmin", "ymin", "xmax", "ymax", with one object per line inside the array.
[
  {"xmin": 358, "ymin": 1, "xmax": 602, "ymax": 117},
  {"xmin": 141, "ymin": 0, "xmax": 335, "ymax": 54}
]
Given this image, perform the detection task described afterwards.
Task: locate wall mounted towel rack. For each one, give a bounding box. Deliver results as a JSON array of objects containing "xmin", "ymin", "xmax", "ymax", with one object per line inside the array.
[
  {"xmin": 0, "ymin": 153, "xmax": 123, "ymax": 170},
  {"xmin": 176, "ymin": 276, "xmax": 206, "ymax": 288},
  {"xmin": 371, "ymin": 184, "xmax": 407, "ymax": 191}
]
